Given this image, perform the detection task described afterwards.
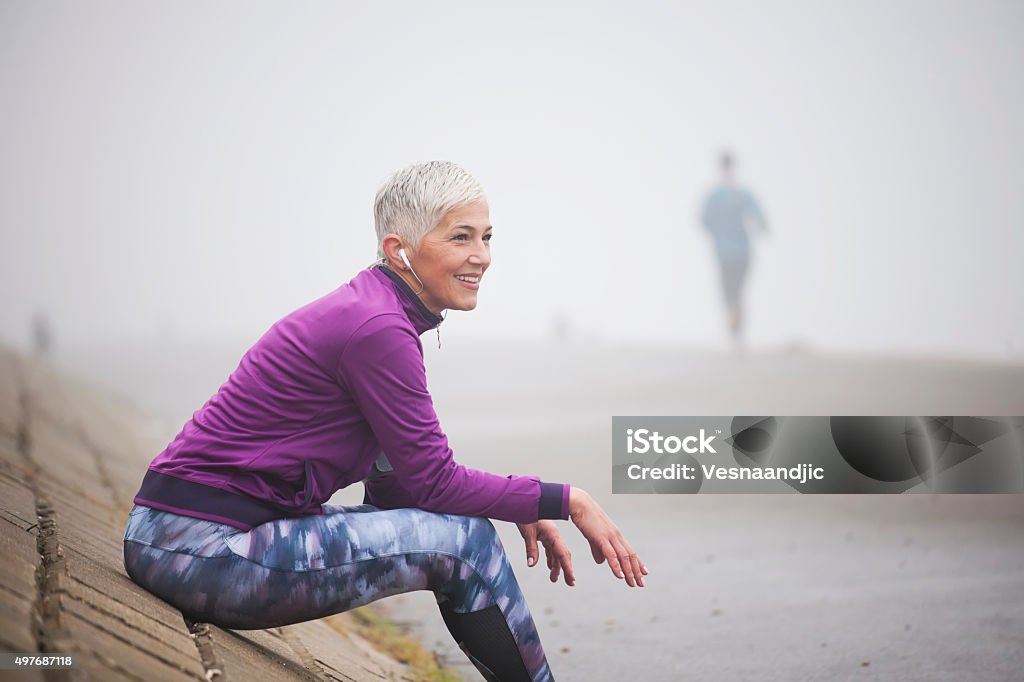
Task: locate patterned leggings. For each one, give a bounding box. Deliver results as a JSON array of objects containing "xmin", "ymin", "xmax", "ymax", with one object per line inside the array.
[{"xmin": 122, "ymin": 504, "xmax": 554, "ymax": 681}]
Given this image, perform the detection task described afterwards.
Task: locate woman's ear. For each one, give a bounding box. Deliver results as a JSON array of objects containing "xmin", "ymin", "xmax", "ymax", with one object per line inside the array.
[{"xmin": 381, "ymin": 234, "xmax": 405, "ymax": 269}]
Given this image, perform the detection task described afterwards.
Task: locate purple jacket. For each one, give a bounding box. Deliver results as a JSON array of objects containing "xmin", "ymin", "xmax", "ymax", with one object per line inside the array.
[{"xmin": 134, "ymin": 265, "xmax": 570, "ymax": 530}]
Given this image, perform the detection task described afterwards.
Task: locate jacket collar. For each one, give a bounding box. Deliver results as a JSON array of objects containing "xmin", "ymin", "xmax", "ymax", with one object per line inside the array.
[{"xmin": 371, "ymin": 263, "xmax": 444, "ymax": 335}]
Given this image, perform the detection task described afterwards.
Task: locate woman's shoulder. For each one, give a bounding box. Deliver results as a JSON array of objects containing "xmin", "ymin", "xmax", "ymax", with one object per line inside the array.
[
  {"xmin": 283, "ymin": 269, "xmax": 404, "ymax": 330},
  {"xmin": 254, "ymin": 269, "xmax": 412, "ymax": 368}
]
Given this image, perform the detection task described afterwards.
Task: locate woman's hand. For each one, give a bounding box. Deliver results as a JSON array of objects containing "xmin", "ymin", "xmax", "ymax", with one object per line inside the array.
[
  {"xmin": 517, "ymin": 520, "xmax": 575, "ymax": 586},
  {"xmin": 569, "ymin": 487, "xmax": 647, "ymax": 587}
]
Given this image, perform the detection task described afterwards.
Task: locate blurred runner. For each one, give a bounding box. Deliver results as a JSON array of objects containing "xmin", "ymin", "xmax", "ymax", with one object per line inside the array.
[{"xmin": 700, "ymin": 151, "xmax": 768, "ymax": 348}]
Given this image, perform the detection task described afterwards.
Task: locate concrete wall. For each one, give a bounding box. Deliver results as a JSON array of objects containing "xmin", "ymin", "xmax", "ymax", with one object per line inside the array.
[{"xmin": 0, "ymin": 347, "xmax": 416, "ymax": 681}]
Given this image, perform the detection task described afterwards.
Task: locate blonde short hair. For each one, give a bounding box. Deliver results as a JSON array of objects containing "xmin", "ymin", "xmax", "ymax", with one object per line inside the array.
[{"xmin": 374, "ymin": 161, "xmax": 486, "ymax": 259}]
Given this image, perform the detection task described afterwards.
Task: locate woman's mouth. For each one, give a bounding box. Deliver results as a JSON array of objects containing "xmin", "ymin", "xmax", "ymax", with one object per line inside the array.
[{"xmin": 455, "ymin": 274, "xmax": 481, "ymax": 290}]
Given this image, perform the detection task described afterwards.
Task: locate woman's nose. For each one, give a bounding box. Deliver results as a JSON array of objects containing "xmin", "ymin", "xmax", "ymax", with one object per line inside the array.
[{"xmin": 468, "ymin": 243, "xmax": 490, "ymax": 267}]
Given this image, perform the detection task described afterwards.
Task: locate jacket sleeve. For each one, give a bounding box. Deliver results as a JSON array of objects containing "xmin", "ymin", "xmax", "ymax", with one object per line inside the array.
[{"xmin": 339, "ymin": 314, "xmax": 568, "ymax": 523}]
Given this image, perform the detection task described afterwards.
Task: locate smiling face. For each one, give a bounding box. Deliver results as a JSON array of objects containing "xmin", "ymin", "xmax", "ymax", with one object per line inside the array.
[{"xmin": 403, "ymin": 201, "xmax": 492, "ymax": 314}]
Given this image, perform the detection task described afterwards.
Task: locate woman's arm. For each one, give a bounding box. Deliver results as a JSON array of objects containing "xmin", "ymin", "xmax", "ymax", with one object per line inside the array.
[{"xmin": 341, "ymin": 314, "xmax": 568, "ymax": 524}]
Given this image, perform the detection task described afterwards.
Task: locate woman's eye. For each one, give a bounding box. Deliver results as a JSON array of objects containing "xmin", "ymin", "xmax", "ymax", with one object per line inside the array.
[
  {"xmin": 483, "ymin": 233, "xmax": 493, "ymax": 242},
  {"xmin": 452, "ymin": 234, "xmax": 469, "ymax": 241}
]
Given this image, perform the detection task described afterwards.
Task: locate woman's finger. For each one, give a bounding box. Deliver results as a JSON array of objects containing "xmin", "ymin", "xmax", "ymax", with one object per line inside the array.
[
  {"xmin": 541, "ymin": 537, "xmax": 557, "ymax": 570},
  {"xmin": 561, "ymin": 548, "xmax": 576, "ymax": 586},
  {"xmin": 553, "ymin": 542, "xmax": 574, "ymax": 586},
  {"xmin": 542, "ymin": 538, "xmax": 575, "ymax": 586},
  {"xmin": 522, "ymin": 526, "xmax": 539, "ymax": 567},
  {"xmin": 612, "ymin": 539, "xmax": 637, "ymax": 587},
  {"xmin": 627, "ymin": 551, "xmax": 645, "ymax": 587},
  {"xmin": 540, "ymin": 541, "xmax": 552, "ymax": 571},
  {"xmin": 621, "ymin": 539, "xmax": 646, "ymax": 587},
  {"xmin": 602, "ymin": 541, "xmax": 624, "ymax": 581},
  {"xmin": 627, "ymin": 550, "xmax": 642, "ymax": 587}
]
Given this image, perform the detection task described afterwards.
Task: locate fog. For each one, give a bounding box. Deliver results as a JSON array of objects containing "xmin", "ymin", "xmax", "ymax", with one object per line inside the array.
[
  {"xmin": 4, "ymin": 6, "xmax": 1023, "ymax": 678},
  {"xmin": 2, "ymin": 0, "xmax": 1023, "ymax": 359}
]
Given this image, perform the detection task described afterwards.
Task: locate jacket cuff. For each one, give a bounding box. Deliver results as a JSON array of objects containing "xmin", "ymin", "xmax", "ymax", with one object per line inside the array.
[{"xmin": 539, "ymin": 482, "xmax": 570, "ymax": 520}]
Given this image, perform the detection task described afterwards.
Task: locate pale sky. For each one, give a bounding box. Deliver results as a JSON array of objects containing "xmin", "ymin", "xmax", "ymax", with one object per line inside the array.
[{"xmin": 2, "ymin": 0, "xmax": 1022, "ymax": 357}]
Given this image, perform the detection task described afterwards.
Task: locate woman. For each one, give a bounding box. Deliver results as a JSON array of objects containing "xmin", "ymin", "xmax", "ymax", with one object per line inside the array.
[{"xmin": 123, "ymin": 161, "xmax": 646, "ymax": 682}]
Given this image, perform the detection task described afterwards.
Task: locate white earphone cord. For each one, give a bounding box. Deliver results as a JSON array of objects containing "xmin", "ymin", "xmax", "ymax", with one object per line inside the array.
[{"xmin": 398, "ymin": 249, "xmax": 445, "ymax": 349}]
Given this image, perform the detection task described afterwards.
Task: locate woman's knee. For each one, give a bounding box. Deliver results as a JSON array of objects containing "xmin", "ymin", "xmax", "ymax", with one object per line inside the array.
[
  {"xmin": 403, "ymin": 513, "xmax": 504, "ymax": 569},
  {"xmin": 462, "ymin": 514, "xmax": 496, "ymax": 535},
  {"xmin": 458, "ymin": 516, "xmax": 506, "ymax": 553}
]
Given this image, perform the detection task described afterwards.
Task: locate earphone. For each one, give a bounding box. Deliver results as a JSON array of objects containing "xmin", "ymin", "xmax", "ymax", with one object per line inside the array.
[{"xmin": 397, "ymin": 246, "xmax": 425, "ymax": 295}]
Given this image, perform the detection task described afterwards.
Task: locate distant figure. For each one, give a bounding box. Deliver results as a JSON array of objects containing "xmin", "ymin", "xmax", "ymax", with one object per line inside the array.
[
  {"xmin": 700, "ymin": 151, "xmax": 768, "ymax": 345},
  {"xmin": 31, "ymin": 312, "xmax": 53, "ymax": 359}
]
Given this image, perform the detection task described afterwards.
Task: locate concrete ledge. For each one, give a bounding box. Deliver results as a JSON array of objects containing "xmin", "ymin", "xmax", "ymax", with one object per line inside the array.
[{"xmin": 0, "ymin": 346, "xmax": 424, "ymax": 681}]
